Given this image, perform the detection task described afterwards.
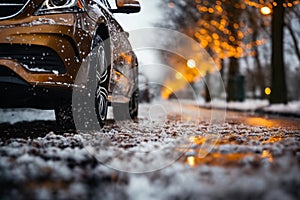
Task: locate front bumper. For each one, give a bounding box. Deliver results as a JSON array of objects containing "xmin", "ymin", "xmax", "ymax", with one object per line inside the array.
[
  {"xmin": 0, "ymin": 82, "xmax": 72, "ymax": 108},
  {"xmin": 0, "ymin": 13, "xmax": 92, "ymax": 89}
]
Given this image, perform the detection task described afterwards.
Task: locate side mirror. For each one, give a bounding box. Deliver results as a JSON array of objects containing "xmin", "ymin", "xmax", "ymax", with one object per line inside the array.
[{"xmin": 112, "ymin": 0, "xmax": 141, "ymax": 13}]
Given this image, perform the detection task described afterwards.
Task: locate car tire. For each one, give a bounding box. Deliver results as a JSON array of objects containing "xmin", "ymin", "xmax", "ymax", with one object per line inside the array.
[
  {"xmin": 93, "ymin": 35, "xmax": 110, "ymax": 128},
  {"xmin": 95, "ymin": 64, "xmax": 109, "ymax": 128},
  {"xmin": 130, "ymin": 88, "xmax": 139, "ymax": 119},
  {"xmin": 113, "ymin": 88, "xmax": 139, "ymax": 121},
  {"xmin": 55, "ymin": 34, "xmax": 109, "ymax": 130},
  {"xmin": 55, "ymin": 101, "xmax": 75, "ymax": 130}
]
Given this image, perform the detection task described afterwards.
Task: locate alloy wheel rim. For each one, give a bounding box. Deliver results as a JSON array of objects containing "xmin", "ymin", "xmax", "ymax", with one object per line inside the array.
[{"xmin": 95, "ymin": 44, "xmax": 108, "ymax": 121}]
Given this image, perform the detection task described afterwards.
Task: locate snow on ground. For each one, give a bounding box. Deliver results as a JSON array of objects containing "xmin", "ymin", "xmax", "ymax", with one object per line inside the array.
[
  {"xmin": 263, "ymin": 101, "xmax": 300, "ymax": 116},
  {"xmin": 0, "ymin": 109, "xmax": 55, "ymax": 124},
  {"xmin": 0, "ymin": 101, "xmax": 299, "ymax": 199},
  {"xmin": 197, "ymin": 98, "xmax": 300, "ymax": 116},
  {"xmin": 210, "ymin": 99, "xmax": 269, "ymax": 111}
]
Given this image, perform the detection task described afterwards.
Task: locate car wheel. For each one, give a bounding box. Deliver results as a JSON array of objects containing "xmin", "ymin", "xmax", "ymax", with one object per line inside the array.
[
  {"xmin": 129, "ymin": 88, "xmax": 139, "ymax": 119},
  {"xmin": 93, "ymin": 35, "xmax": 109, "ymax": 127},
  {"xmin": 95, "ymin": 59, "xmax": 109, "ymax": 127},
  {"xmin": 113, "ymin": 88, "xmax": 139, "ymax": 120},
  {"xmin": 55, "ymin": 101, "xmax": 75, "ymax": 130},
  {"xmin": 56, "ymin": 35, "xmax": 109, "ymax": 130}
]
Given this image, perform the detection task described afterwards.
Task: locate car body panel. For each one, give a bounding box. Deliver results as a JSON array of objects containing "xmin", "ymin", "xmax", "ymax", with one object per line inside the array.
[{"xmin": 0, "ymin": 0, "xmax": 138, "ymax": 108}]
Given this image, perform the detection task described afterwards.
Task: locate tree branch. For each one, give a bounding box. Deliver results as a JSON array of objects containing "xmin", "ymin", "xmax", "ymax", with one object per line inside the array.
[{"xmin": 285, "ymin": 22, "xmax": 300, "ymax": 62}]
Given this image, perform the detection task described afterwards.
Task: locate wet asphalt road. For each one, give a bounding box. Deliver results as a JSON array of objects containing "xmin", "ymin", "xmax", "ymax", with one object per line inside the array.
[
  {"xmin": 0, "ymin": 104, "xmax": 299, "ymax": 141},
  {"xmin": 0, "ymin": 101, "xmax": 299, "ymax": 199}
]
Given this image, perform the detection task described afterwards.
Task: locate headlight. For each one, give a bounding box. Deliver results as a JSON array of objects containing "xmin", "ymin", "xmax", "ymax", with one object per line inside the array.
[
  {"xmin": 47, "ymin": 0, "xmax": 74, "ymax": 7},
  {"xmin": 35, "ymin": 0, "xmax": 84, "ymax": 15}
]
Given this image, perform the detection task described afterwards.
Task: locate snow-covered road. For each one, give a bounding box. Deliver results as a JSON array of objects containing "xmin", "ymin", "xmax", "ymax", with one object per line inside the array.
[{"xmin": 0, "ymin": 100, "xmax": 299, "ymax": 199}]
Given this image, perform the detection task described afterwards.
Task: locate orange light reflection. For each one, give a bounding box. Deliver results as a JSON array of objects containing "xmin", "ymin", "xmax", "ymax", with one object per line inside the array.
[
  {"xmin": 187, "ymin": 156, "xmax": 196, "ymax": 167},
  {"xmin": 261, "ymin": 150, "xmax": 273, "ymax": 162}
]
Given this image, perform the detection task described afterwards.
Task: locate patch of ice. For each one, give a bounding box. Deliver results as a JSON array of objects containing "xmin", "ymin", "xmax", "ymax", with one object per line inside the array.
[{"xmin": 0, "ymin": 109, "xmax": 55, "ymax": 124}]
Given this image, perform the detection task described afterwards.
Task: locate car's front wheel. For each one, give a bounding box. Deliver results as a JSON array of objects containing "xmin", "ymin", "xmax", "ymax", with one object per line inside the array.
[
  {"xmin": 55, "ymin": 101, "xmax": 75, "ymax": 130},
  {"xmin": 93, "ymin": 35, "xmax": 110, "ymax": 127},
  {"xmin": 55, "ymin": 35, "xmax": 109, "ymax": 130}
]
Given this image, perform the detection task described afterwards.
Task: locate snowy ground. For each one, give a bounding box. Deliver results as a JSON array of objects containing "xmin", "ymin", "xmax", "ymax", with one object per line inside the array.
[
  {"xmin": 0, "ymin": 108, "xmax": 55, "ymax": 124},
  {"xmin": 0, "ymin": 101, "xmax": 299, "ymax": 199},
  {"xmin": 197, "ymin": 99, "xmax": 300, "ymax": 117}
]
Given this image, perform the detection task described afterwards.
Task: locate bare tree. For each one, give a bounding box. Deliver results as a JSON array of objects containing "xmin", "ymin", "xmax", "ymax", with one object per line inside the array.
[
  {"xmin": 270, "ymin": 0, "xmax": 287, "ymax": 104},
  {"xmin": 158, "ymin": 0, "xmax": 299, "ymax": 101},
  {"xmin": 285, "ymin": 5, "xmax": 300, "ymax": 62}
]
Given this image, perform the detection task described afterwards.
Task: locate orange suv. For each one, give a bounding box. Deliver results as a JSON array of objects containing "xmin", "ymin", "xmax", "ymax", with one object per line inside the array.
[{"xmin": 0, "ymin": 0, "xmax": 140, "ymax": 129}]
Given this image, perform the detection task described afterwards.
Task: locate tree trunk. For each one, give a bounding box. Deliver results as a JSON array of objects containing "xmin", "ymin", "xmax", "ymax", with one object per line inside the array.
[
  {"xmin": 253, "ymin": 42, "xmax": 266, "ymax": 99},
  {"xmin": 205, "ymin": 73, "xmax": 211, "ymax": 102},
  {"xmin": 225, "ymin": 1, "xmax": 242, "ymax": 102},
  {"xmin": 227, "ymin": 57, "xmax": 239, "ymax": 102},
  {"xmin": 270, "ymin": 0, "xmax": 287, "ymax": 104}
]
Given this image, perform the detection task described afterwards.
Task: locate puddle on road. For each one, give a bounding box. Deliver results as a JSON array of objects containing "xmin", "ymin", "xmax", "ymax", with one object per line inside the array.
[
  {"xmin": 185, "ymin": 152, "xmax": 263, "ymax": 167},
  {"xmin": 181, "ymin": 133, "xmax": 297, "ymax": 167},
  {"xmin": 235, "ymin": 116, "xmax": 300, "ymax": 131},
  {"xmin": 183, "ymin": 148, "xmax": 274, "ymax": 168}
]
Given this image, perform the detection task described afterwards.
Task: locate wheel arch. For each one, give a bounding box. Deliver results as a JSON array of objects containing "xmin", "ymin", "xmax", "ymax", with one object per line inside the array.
[
  {"xmin": 92, "ymin": 21, "xmax": 112, "ymax": 68},
  {"xmin": 95, "ymin": 23, "xmax": 110, "ymax": 42}
]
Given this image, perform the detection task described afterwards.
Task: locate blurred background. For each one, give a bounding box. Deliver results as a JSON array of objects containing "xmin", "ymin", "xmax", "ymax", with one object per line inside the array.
[{"xmin": 112, "ymin": 0, "xmax": 300, "ymax": 105}]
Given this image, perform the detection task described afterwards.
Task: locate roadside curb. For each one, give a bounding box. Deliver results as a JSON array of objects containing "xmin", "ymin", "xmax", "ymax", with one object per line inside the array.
[
  {"xmin": 254, "ymin": 108, "xmax": 300, "ymax": 118},
  {"xmin": 198, "ymin": 105, "xmax": 300, "ymax": 119}
]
